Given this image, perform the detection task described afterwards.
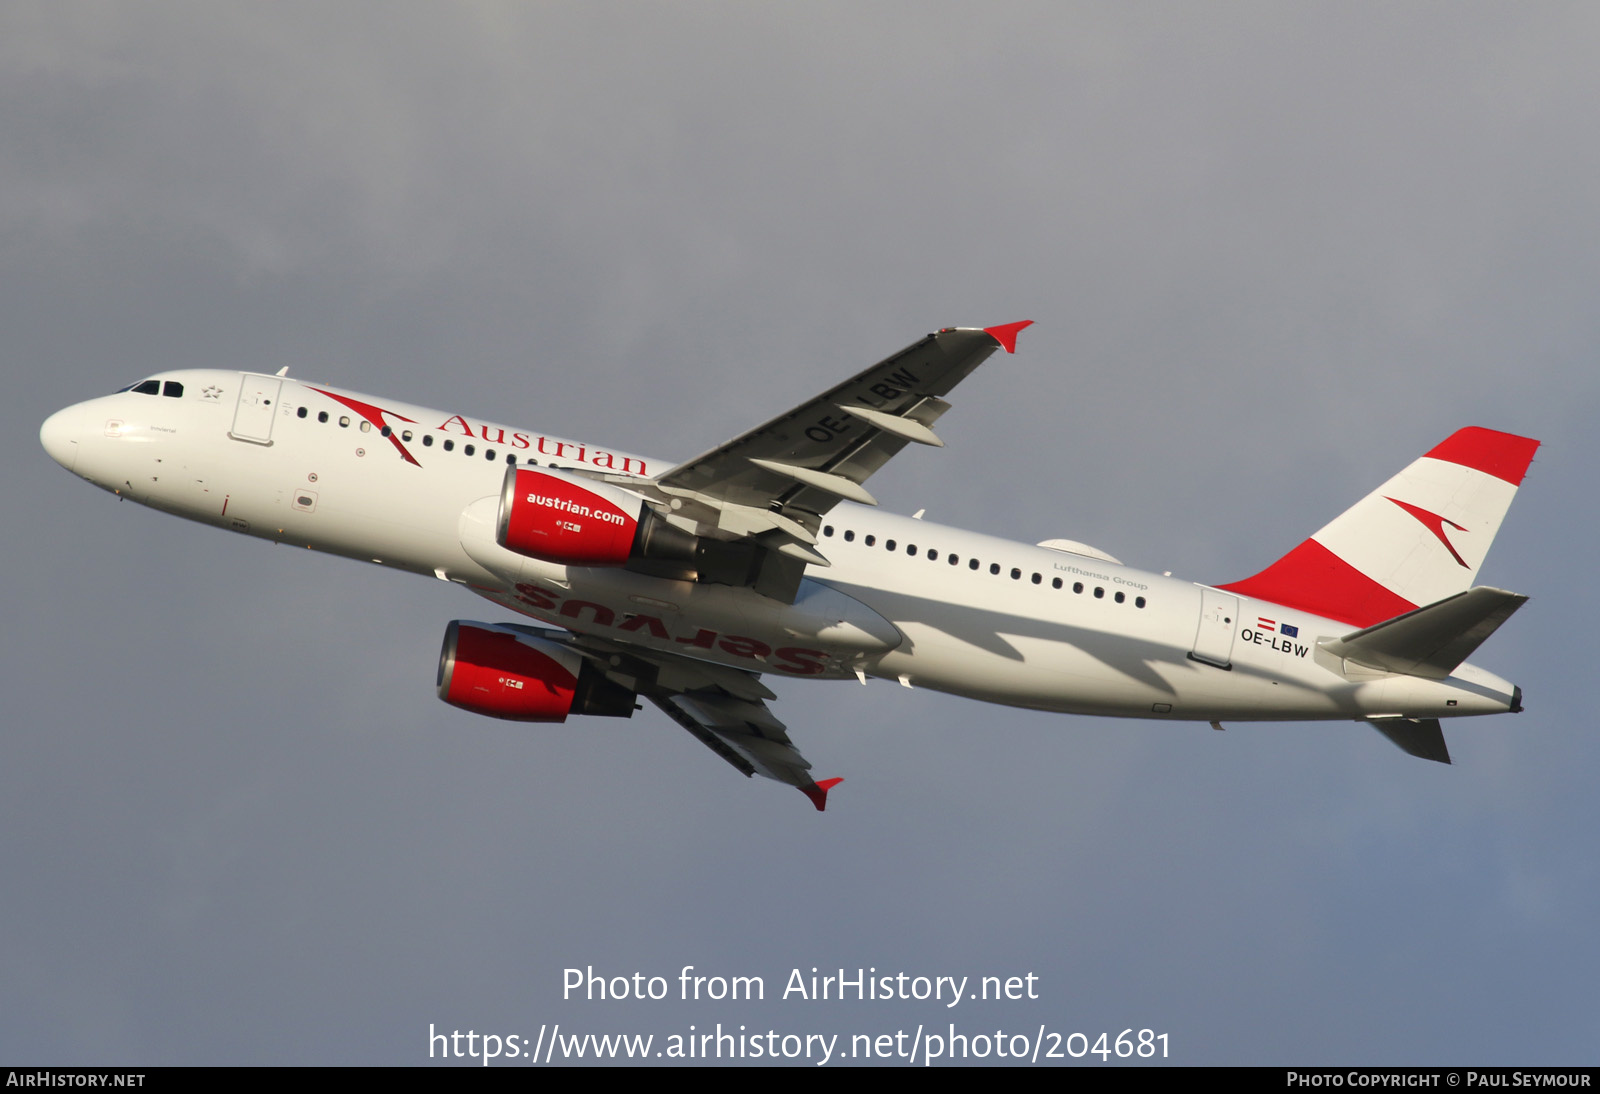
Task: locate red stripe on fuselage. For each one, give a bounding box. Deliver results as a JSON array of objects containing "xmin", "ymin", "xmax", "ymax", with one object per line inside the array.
[{"xmin": 1218, "ymin": 539, "xmax": 1417, "ymax": 628}]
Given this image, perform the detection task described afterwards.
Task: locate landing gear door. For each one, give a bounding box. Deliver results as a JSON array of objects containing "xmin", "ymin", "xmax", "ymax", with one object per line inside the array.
[
  {"xmin": 230, "ymin": 375, "xmax": 283, "ymax": 445},
  {"xmin": 1191, "ymin": 588, "xmax": 1238, "ymax": 669}
]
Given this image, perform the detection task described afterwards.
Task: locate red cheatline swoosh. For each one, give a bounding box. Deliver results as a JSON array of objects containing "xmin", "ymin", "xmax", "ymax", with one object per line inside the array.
[{"xmin": 309, "ymin": 387, "xmax": 421, "ymax": 466}]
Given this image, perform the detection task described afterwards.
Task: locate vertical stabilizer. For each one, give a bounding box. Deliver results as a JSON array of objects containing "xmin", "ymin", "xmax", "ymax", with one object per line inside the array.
[{"xmin": 1220, "ymin": 428, "xmax": 1539, "ymax": 627}]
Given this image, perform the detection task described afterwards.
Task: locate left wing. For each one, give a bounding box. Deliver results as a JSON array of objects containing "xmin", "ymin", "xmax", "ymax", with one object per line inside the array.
[
  {"xmin": 518, "ymin": 625, "xmax": 844, "ymax": 811},
  {"xmin": 592, "ymin": 323, "xmax": 1029, "ymax": 597},
  {"xmin": 651, "ymin": 691, "xmax": 841, "ymax": 811}
]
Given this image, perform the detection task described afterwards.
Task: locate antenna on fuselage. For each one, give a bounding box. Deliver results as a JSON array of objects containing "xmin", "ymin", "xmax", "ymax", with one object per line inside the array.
[{"xmin": 275, "ymin": 366, "xmax": 290, "ymax": 377}]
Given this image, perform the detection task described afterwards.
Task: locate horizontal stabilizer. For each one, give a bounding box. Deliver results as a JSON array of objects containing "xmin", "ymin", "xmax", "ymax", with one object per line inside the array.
[
  {"xmin": 1319, "ymin": 587, "xmax": 1527, "ymax": 680},
  {"xmin": 1367, "ymin": 717, "xmax": 1452, "ymax": 764}
]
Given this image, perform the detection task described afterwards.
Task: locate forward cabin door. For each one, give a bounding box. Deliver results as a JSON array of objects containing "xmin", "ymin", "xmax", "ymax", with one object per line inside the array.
[{"xmin": 230, "ymin": 375, "xmax": 283, "ymax": 445}]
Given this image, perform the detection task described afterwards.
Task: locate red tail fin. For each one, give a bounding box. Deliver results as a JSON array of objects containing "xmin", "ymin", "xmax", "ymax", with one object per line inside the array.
[{"xmin": 1220, "ymin": 428, "xmax": 1538, "ymax": 627}]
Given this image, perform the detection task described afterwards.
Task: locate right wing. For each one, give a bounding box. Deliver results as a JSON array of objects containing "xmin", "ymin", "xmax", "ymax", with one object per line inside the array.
[
  {"xmin": 589, "ymin": 323, "xmax": 1030, "ymax": 597},
  {"xmin": 653, "ymin": 321, "xmax": 1032, "ymax": 519}
]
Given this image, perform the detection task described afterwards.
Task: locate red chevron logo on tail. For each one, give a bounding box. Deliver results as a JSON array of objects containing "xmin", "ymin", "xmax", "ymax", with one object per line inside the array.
[{"xmin": 1385, "ymin": 497, "xmax": 1469, "ymax": 568}]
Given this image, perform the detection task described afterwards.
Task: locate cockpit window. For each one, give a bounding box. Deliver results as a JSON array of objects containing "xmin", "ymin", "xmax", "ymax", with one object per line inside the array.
[
  {"xmin": 162, "ymin": 381, "xmax": 183, "ymax": 398},
  {"xmin": 132, "ymin": 380, "xmax": 161, "ymax": 395}
]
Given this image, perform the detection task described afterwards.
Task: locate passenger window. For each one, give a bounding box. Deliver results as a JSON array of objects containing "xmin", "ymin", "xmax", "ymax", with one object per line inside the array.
[
  {"xmin": 423, "ymin": 434, "xmax": 434, "ymax": 447},
  {"xmin": 927, "ymin": 550, "xmax": 937, "ymax": 561},
  {"xmin": 969, "ymin": 558, "xmax": 979, "ymax": 570},
  {"xmin": 1115, "ymin": 591, "xmax": 1126, "ymax": 603},
  {"xmin": 885, "ymin": 540, "xmax": 896, "ymax": 551},
  {"xmin": 907, "ymin": 545, "xmax": 918, "ymax": 556},
  {"xmin": 1073, "ymin": 582, "xmax": 1084, "ymax": 594},
  {"xmin": 865, "ymin": 535, "xmax": 875, "ymax": 547},
  {"xmin": 507, "ymin": 454, "xmax": 517, "ymax": 464},
  {"xmin": 401, "ymin": 430, "xmax": 413, "ymax": 442},
  {"xmin": 1011, "ymin": 568, "xmax": 1021, "ymax": 580},
  {"xmin": 162, "ymin": 381, "xmax": 184, "ymax": 398},
  {"xmin": 318, "ymin": 411, "xmax": 329, "ymax": 423},
  {"xmin": 464, "ymin": 444, "xmax": 475, "ymax": 456},
  {"xmin": 380, "ymin": 425, "xmax": 391, "ymax": 437},
  {"xmin": 297, "ymin": 407, "xmax": 308, "ymax": 419},
  {"xmin": 844, "ymin": 530, "xmax": 855, "ymax": 542},
  {"xmin": 1094, "ymin": 587, "xmax": 1105, "ymax": 599},
  {"xmin": 339, "ymin": 416, "xmax": 350, "ymax": 428},
  {"xmin": 1135, "ymin": 596, "xmax": 1146, "ymax": 609},
  {"xmin": 949, "ymin": 554, "xmax": 959, "ymax": 566},
  {"xmin": 485, "ymin": 449, "xmax": 495, "ymax": 460},
  {"xmin": 1031, "ymin": 573, "xmax": 1041, "ymax": 584},
  {"xmin": 990, "ymin": 563, "xmax": 1000, "ymax": 575},
  {"xmin": 1052, "ymin": 577, "xmax": 1062, "ymax": 589},
  {"xmin": 824, "ymin": 526, "xmax": 834, "ymax": 537},
  {"xmin": 359, "ymin": 420, "xmax": 371, "ymax": 433},
  {"xmin": 444, "ymin": 440, "xmax": 455, "ymax": 452}
]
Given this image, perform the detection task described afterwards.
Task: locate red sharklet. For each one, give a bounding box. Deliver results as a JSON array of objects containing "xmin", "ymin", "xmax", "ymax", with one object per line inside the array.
[
  {"xmin": 982, "ymin": 320, "xmax": 1033, "ymax": 354},
  {"xmin": 800, "ymin": 777, "xmax": 844, "ymax": 812}
]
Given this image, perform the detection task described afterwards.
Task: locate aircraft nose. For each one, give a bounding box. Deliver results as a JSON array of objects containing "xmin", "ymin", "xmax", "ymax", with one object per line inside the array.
[{"xmin": 40, "ymin": 406, "xmax": 81, "ymax": 473}]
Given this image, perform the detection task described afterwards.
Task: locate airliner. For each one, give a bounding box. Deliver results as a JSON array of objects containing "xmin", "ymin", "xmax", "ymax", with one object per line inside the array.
[{"xmin": 39, "ymin": 323, "xmax": 1538, "ymax": 810}]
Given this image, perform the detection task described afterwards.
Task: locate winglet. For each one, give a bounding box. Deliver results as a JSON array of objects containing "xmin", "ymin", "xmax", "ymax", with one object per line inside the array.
[
  {"xmin": 983, "ymin": 320, "xmax": 1033, "ymax": 354},
  {"xmin": 799, "ymin": 777, "xmax": 844, "ymax": 812}
]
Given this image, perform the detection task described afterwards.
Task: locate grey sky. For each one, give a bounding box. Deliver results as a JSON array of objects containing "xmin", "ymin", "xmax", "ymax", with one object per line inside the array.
[{"xmin": 5, "ymin": 2, "xmax": 1598, "ymax": 1064}]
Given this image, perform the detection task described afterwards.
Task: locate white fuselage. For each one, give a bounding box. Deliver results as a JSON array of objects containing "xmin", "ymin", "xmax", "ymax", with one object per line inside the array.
[{"xmin": 41, "ymin": 370, "xmax": 1519, "ymax": 725}]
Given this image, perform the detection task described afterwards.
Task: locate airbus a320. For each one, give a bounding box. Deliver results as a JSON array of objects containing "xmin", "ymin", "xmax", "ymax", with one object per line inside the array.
[{"xmin": 40, "ymin": 323, "xmax": 1537, "ymax": 809}]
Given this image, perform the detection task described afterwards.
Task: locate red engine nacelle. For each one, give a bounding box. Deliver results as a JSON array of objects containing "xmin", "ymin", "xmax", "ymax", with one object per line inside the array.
[
  {"xmin": 496, "ymin": 465, "xmax": 700, "ymax": 571},
  {"xmin": 436, "ymin": 621, "xmax": 636, "ymax": 722},
  {"xmin": 496, "ymin": 466, "xmax": 647, "ymax": 565},
  {"xmin": 494, "ymin": 464, "xmax": 798, "ymax": 594}
]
